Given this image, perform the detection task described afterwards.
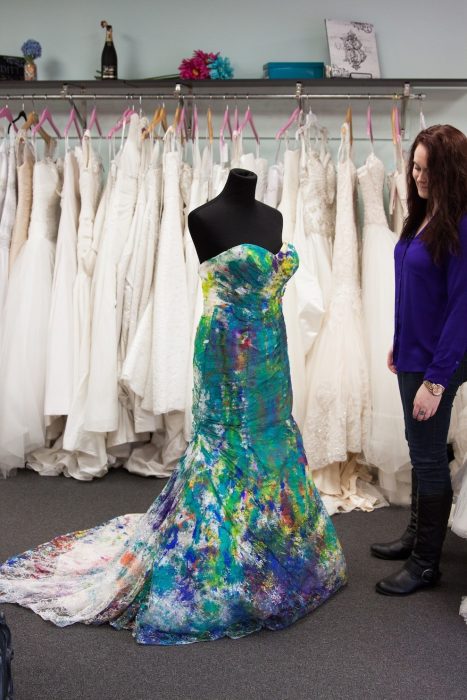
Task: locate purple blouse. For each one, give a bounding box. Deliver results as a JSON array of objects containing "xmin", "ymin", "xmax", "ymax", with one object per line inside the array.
[{"xmin": 393, "ymin": 214, "xmax": 467, "ymax": 387}]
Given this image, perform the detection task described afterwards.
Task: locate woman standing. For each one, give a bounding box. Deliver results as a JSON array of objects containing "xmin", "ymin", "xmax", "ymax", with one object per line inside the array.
[{"xmin": 372, "ymin": 124, "xmax": 467, "ymax": 595}]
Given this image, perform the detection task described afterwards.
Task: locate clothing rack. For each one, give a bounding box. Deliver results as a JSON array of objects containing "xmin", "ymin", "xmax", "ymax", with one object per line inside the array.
[
  {"xmin": 0, "ymin": 83, "xmax": 425, "ymax": 104},
  {"xmin": 0, "ymin": 80, "xmax": 426, "ymax": 138},
  {"xmin": 0, "ymin": 92, "xmax": 423, "ymax": 100}
]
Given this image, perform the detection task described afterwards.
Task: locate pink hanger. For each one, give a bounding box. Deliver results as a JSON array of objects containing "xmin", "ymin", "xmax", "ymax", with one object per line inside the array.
[
  {"xmin": 32, "ymin": 106, "xmax": 61, "ymax": 138},
  {"xmin": 64, "ymin": 106, "xmax": 82, "ymax": 139},
  {"xmin": 219, "ymin": 104, "xmax": 233, "ymax": 148},
  {"xmin": 107, "ymin": 107, "xmax": 136, "ymax": 139},
  {"xmin": 0, "ymin": 106, "xmax": 18, "ymax": 132},
  {"xmin": 275, "ymin": 106, "xmax": 300, "ymax": 140},
  {"xmin": 238, "ymin": 106, "xmax": 260, "ymax": 145},
  {"xmin": 87, "ymin": 106, "xmax": 103, "ymax": 137},
  {"xmin": 176, "ymin": 104, "xmax": 187, "ymax": 139}
]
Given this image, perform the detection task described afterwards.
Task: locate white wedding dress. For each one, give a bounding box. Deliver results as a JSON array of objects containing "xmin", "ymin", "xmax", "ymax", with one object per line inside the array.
[
  {"xmin": 278, "ymin": 146, "xmax": 308, "ymax": 428},
  {"xmin": 263, "ymin": 161, "xmax": 284, "ymax": 209},
  {"xmin": 450, "ymin": 375, "xmax": 467, "ymax": 628},
  {"xmin": 30, "ymin": 134, "xmax": 107, "ymax": 480},
  {"xmin": 123, "ymin": 141, "xmax": 175, "ymax": 477},
  {"xmin": 182, "ymin": 138, "xmax": 212, "ymax": 441},
  {"xmin": 302, "ymin": 124, "xmax": 384, "ymax": 514},
  {"xmin": 298, "ymin": 136, "xmax": 335, "ymax": 311},
  {"xmin": 290, "ymin": 136, "xmax": 326, "ymax": 365},
  {"xmin": 85, "ymin": 114, "xmax": 141, "ymax": 435},
  {"xmin": 149, "ymin": 129, "xmax": 190, "ymax": 417},
  {"xmin": 451, "ymin": 439, "xmax": 467, "ymax": 625},
  {"xmin": 0, "ymin": 135, "xmax": 8, "ymax": 221},
  {"xmin": 303, "ymin": 124, "xmax": 370, "ymax": 466},
  {"xmin": 358, "ymin": 151, "xmax": 411, "ymax": 503},
  {"xmin": 0, "ymin": 132, "xmax": 16, "ymax": 315},
  {"xmin": 120, "ymin": 139, "xmax": 163, "ymax": 439},
  {"xmin": 461, "ymin": 595, "xmax": 467, "ymax": 626},
  {"xmin": 122, "ymin": 130, "xmax": 190, "ymax": 477},
  {"xmin": 58, "ymin": 133, "xmax": 111, "ymax": 479},
  {"xmin": 387, "ymin": 138, "xmax": 408, "ymax": 236},
  {"xmin": 44, "ymin": 148, "xmax": 80, "ymax": 416},
  {"xmin": 8, "ymin": 134, "xmax": 34, "ymax": 273},
  {"xmin": 0, "ymin": 153, "xmax": 62, "ymax": 475},
  {"xmin": 107, "ymin": 130, "xmax": 153, "ymax": 452}
]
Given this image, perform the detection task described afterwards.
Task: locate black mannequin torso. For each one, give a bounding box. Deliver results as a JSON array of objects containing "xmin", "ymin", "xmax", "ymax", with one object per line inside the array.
[{"xmin": 188, "ymin": 168, "xmax": 283, "ymax": 263}]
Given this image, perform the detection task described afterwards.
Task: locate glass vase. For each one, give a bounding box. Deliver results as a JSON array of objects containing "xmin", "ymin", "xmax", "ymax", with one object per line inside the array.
[{"xmin": 24, "ymin": 61, "xmax": 37, "ymax": 81}]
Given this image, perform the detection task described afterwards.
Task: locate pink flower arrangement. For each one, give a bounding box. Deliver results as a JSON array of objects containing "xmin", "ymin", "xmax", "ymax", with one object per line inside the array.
[{"xmin": 179, "ymin": 49, "xmax": 234, "ymax": 80}]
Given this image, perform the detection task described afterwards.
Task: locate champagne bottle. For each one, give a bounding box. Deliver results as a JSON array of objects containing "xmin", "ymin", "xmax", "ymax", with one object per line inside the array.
[{"xmin": 100, "ymin": 20, "xmax": 118, "ymax": 79}]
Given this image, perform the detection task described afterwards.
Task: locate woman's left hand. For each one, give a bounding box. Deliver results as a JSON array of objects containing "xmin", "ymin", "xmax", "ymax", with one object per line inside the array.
[{"xmin": 412, "ymin": 384, "xmax": 442, "ymax": 421}]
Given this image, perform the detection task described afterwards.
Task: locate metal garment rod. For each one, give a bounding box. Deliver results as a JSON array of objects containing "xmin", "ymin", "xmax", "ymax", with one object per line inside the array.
[
  {"xmin": 0, "ymin": 88, "xmax": 424, "ymax": 138},
  {"xmin": 0, "ymin": 92, "xmax": 424, "ymax": 100}
]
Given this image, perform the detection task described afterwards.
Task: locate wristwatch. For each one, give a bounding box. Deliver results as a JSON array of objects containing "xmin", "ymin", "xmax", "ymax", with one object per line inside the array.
[{"xmin": 423, "ymin": 380, "xmax": 445, "ymax": 396}]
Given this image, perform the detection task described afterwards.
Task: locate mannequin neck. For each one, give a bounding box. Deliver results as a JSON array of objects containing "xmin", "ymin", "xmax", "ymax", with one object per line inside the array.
[{"xmin": 220, "ymin": 168, "xmax": 257, "ymax": 204}]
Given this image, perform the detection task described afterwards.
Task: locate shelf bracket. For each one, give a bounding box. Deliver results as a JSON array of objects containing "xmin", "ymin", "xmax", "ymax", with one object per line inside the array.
[
  {"xmin": 60, "ymin": 83, "xmax": 87, "ymax": 130},
  {"xmin": 400, "ymin": 81, "xmax": 410, "ymax": 138}
]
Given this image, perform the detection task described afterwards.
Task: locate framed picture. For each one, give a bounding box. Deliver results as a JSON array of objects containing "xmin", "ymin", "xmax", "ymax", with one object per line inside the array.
[
  {"xmin": 0, "ymin": 55, "xmax": 25, "ymax": 80},
  {"xmin": 325, "ymin": 20, "xmax": 381, "ymax": 78}
]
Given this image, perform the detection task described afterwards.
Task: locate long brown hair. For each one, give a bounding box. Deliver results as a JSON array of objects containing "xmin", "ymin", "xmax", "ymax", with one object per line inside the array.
[{"xmin": 401, "ymin": 124, "xmax": 467, "ymax": 263}]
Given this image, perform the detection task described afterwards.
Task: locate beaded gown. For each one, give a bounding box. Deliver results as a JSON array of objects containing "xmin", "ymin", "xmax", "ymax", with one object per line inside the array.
[{"xmin": 0, "ymin": 241, "xmax": 346, "ymax": 645}]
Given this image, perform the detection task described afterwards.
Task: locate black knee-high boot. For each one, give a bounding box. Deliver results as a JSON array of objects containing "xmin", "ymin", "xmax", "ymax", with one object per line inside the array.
[
  {"xmin": 370, "ymin": 470, "xmax": 418, "ymax": 560},
  {"xmin": 375, "ymin": 488, "xmax": 453, "ymax": 596}
]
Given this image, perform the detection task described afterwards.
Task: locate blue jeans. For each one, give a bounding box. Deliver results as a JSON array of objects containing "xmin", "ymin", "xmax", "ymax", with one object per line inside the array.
[{"xmin": 397, "ymin": 354, "xmax": 467, "ymax": 497}]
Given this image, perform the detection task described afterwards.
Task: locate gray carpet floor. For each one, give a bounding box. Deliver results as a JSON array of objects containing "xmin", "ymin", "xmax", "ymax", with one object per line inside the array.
[{"xmin": 1, "ymin": 469, "xmax": 466, "ymax": 700}]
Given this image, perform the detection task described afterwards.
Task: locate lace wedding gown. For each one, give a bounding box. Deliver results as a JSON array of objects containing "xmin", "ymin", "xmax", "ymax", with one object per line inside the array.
[
  {"xmin": 0, "ymin": 241, "xmax": 346, "ymax": 645},
  {"xmin": 302, "ymin": 124, "xmax": 370, "ymax": 464},
  {"xmin": 358, "ymin": 151, "xmax": 410, "ymax": 503},
  {"xmin": 298, "ymin": 136, "xmax": 335, "ymax": 311},
  {"xmin": 302, "ymin": 124, "xmax": 383, "ymax": 514}
]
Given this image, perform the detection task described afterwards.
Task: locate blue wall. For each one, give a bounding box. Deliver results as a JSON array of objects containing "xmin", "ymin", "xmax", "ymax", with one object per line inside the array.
[
  {"xmin": 2, "ymin": 0, "xmax": 466, "ymax": 81},
  {"xmin": 2, "ymin": 1, "xmax": 466, "ymax": 164}
]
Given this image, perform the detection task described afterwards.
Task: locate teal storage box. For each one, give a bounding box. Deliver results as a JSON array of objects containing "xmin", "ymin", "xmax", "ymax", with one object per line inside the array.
[{"xmin": 263, "ymin": 62, "xmax": 325, "ymax": 79}]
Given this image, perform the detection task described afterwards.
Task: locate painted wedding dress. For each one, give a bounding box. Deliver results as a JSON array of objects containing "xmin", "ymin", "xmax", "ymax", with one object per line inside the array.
[{"xmin": 0, "ymin": 241, "xmax": 346, "ymax": 645}]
